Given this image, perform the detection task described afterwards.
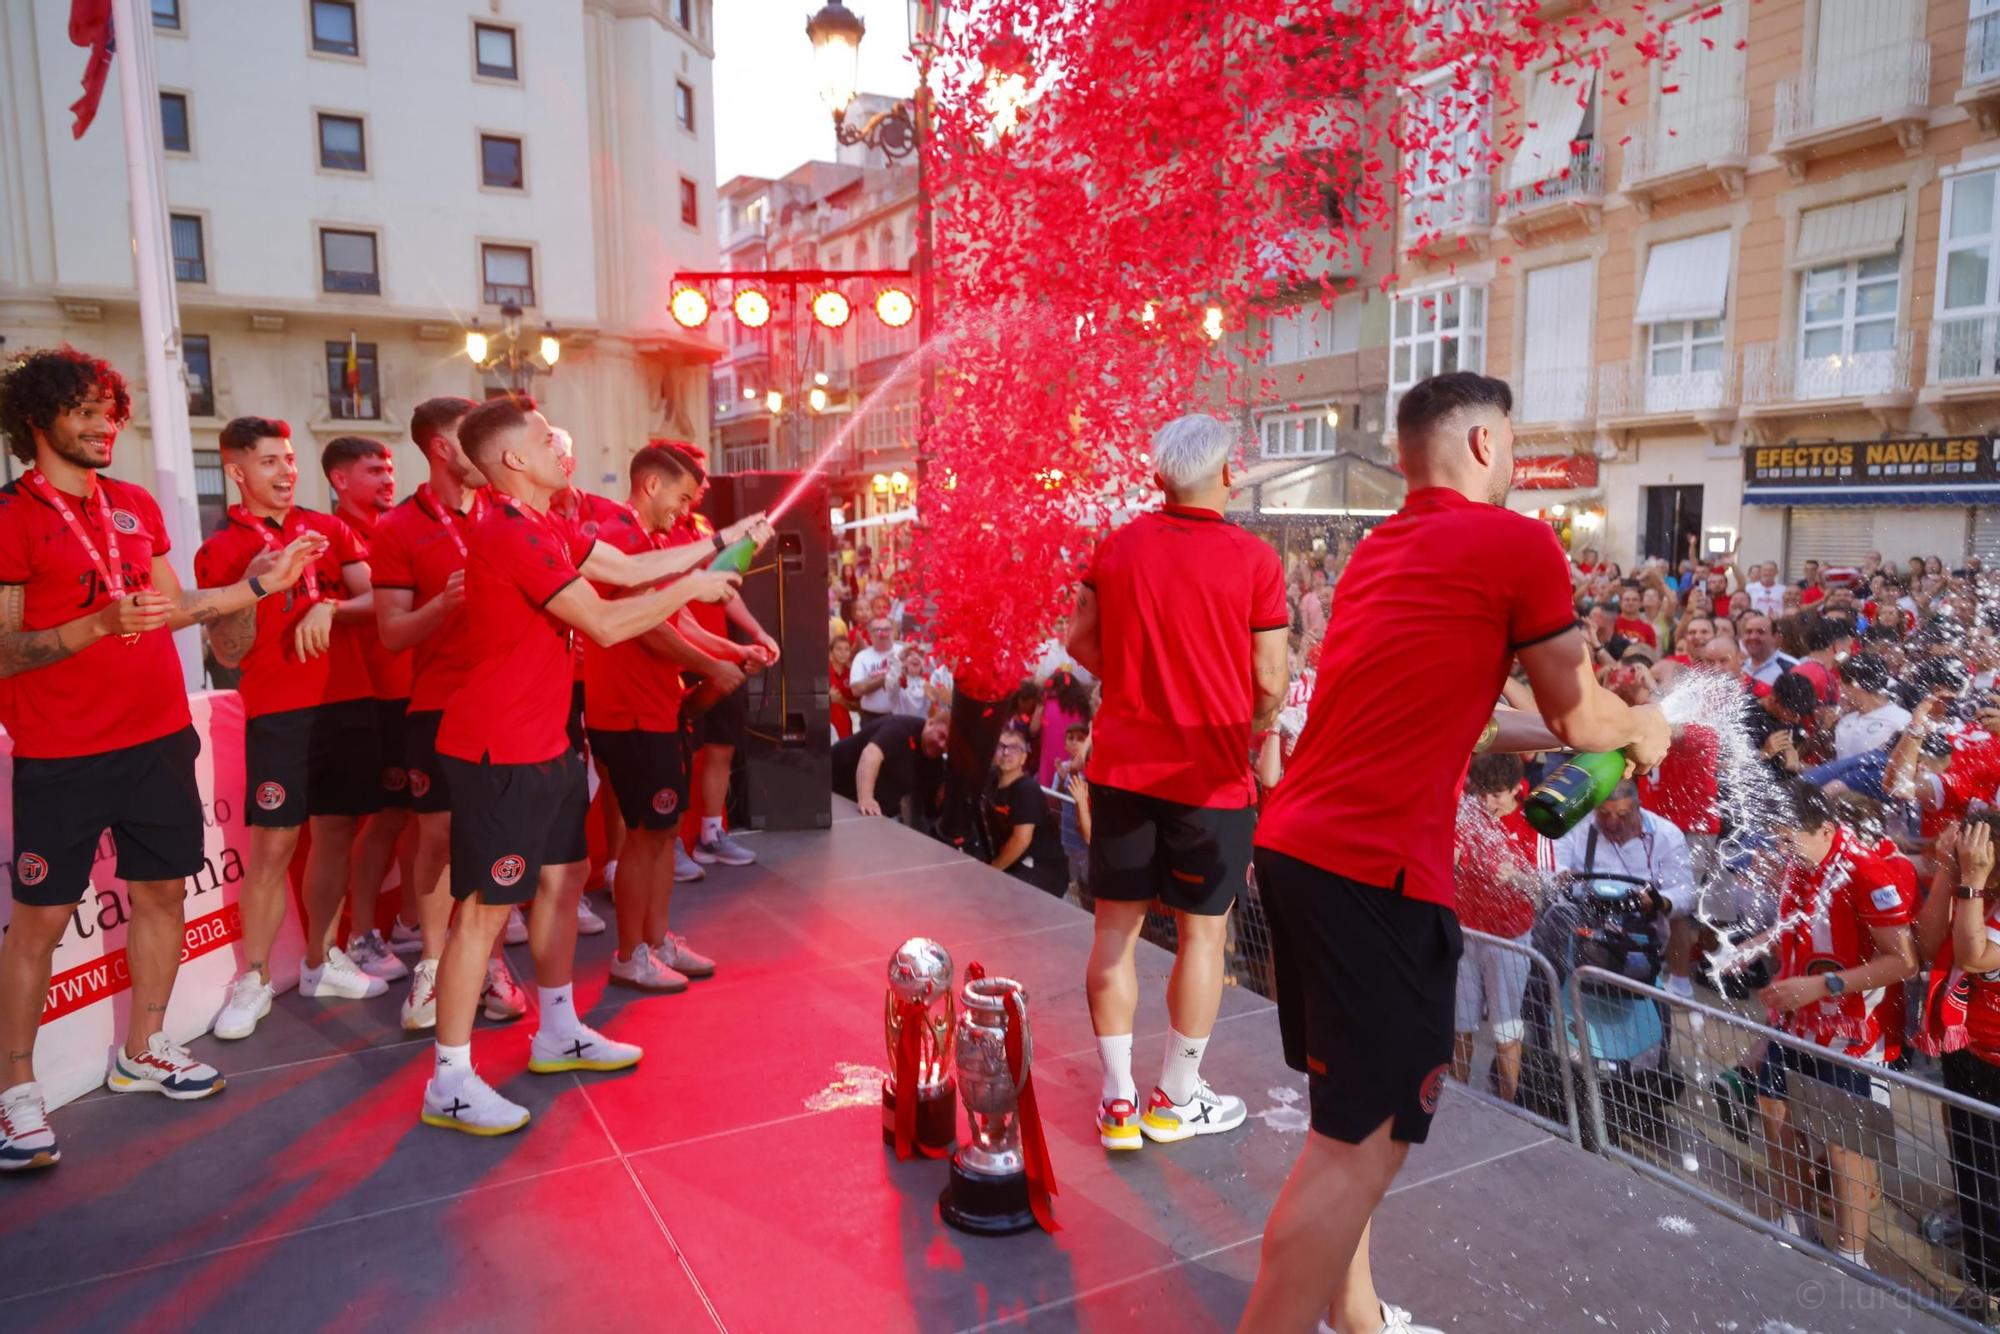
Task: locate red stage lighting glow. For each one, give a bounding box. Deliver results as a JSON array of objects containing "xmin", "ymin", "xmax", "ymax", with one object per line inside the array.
[
  {"xmin": 670, "ymin": 287, "xmax": 711, "ymax": 329},
  {"xmin": 811, "ymin": 290, "xmax": 852, "ymax": 330},
  {"xmin": 732, "ymin": 288, "xmax": 772, "ymax": 329}
]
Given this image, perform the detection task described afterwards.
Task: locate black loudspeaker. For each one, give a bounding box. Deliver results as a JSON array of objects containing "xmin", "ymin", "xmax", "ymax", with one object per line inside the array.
[{"xmin": 701, "ymin": 471, "xmax": 832, "ymax": 832}]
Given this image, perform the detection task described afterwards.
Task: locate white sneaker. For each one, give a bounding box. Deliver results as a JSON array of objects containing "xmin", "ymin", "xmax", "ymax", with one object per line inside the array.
[
  {"xmin": 1665, "ymin": 974, "xmax": 1695, "ymax": 1001},
  {"xmin": 421, "ymin": 1070, "xmax": 529, "ymax": 1136},
  {"xmin": 0, "ymin": 1082, "xmax": 58, "ymax": 1172},
  {"xmin": 693, "ymin": 828, "xmax": 756, "ymax": 866},
  {"xmin": 673, "ymin": 841, "xmax": 705, "ymax": 882},
  {"xmin": 1317, "ymin": 1305, "xmax": 1443, "ymax": 1334},
  {"xmin": 346, "ymin": 930, "xmax": 410, "ymax": 983},
  {"xmin": 213, "ymin": 970, "xmax": 274, "ymax": 1040},
  {"xmin": 401, "ymin": 958, "xmax": 439, "ymax": 1031},
  {"xmin": 300, "ymin": 948, "xmax": 389, "ymax": 1001},
  {"xmin": 528, "ymin": 1021, "xmax": 641, "ymax": 1074},
  {"xmin": 106, "ymin": 1032, "xmax": 225, "ymax": 1100},
  {"xmin": 1140, "ymin": 1080, "xmax": 1248, "ymax": 1143},
  {"xmin": 504, "ymin": 907, "xmax": 529, "ymax": 946},
  {"xmin": 608, "ymin": 943, "xmax": 690, "ymax": 994},
  {"xmin": 386, "ymin": 919, "xmax": 424, "ymax": 956},
  {"xmin": 654, "ymin": 932, "xmax": 715, "ymax": 980},
  {"xmin": 576, "ymin": 895, "xmax": 607, "ymax": 936},
  {"xmin": 482, "ymin": 957, "xmax": 527, "ymax": 1022}
]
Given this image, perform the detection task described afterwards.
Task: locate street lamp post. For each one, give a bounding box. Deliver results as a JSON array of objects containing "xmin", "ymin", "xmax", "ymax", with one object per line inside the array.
[{"xmin": 464, "ymin": 300, "xmax": 562, "ymax": 395}]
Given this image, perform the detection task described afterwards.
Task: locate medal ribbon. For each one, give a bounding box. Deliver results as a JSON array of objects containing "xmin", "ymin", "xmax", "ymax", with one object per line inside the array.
[
  {"xmin": 26, "ymin": 469, "xmax": 126, "ymax": 601},
  {"xmin": 417, "ymin": 483, "xmax": 482, "ymax": 560},
  {"xmin": 1002, "ymin": 986, "xmax": 1060, "ymax": 1233},
  {"xmin": 230, "ymin": 505, "xmax": 320, "ymax": 604}
]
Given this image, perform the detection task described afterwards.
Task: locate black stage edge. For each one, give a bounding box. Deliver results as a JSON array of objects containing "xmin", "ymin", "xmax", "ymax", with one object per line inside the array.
[{"xmin": 0, "ymin": 804, "xmax": 1944, "ymax": 1332}]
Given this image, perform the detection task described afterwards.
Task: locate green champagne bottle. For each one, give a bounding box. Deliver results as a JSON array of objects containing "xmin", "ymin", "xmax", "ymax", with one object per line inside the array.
[
  {"xmin": 1522, "ymin": 749, "xmax": 1627, "ymax": 838},
  {"xmin": 709, "ymin": 534, "xmax": 757, "ymax": 574}
]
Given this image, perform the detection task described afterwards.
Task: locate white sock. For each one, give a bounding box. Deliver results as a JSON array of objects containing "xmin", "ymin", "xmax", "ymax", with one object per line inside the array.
[
  {"xmin": 1837, "ymin": 1245, "xmax": 1868, "ymax": 1266},
  {"xmin": 701, "ymin": 816, "xmax": 724, "ymax": 840},
  {"xmin": 538, "ymin": 983, "xmax": 579, "ymax": 1038},
  {"xmin": 432, "ymin": 1042, "xmax": 472, "ymax": 1091},
  {"xmin": 1160, "ymin": 1027, "xmax": 1209, "ymax": 1104},
  {"xmin": 1097, "ymin": 1033, "xmax": 1136, "ymax": 1105}
]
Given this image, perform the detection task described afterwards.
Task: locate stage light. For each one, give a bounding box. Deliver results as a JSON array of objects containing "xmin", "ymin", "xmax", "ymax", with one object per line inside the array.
[
  {"xmin": 809, "ymin": 387, "xmax": 829, "ymax": 412},
  {"xmin": 890, "ymin": 469, "xmax": 909, "ymax": 494},
  {"xmin": 813, "ymin": 289, "xmax": 852, "ymax": 329},
  {"xmin": 671, "ymin": 287, "xmax": 711, "ymax": 328},
  {"xmin": 464, "ymin": 330, "xmax": 489, "ymax": 363},
  {"xmin": 814, "ymin": 371, "xmax": 829, "ymax": 386},
  {"xmin": 1141, "ymin": 302, "xmax": 1157, "ymax": 325},
  {"xmin": 1203, "ymin": 306, "xmax": 1225, "ymax": 341},
  {"xmin": 766, "ymin": 390, "xmax": 784, "ymax": 415},
  {"xmin": 874, "ymin": 287, "xmax": 914, "ymax": 328},
  {"xmin": 732, "ymin": 288, "xmax": 772, "ymax": 329}
]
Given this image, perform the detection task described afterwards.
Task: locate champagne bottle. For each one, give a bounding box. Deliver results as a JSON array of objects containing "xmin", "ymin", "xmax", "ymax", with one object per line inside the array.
[
  {"xmin": 1522, "ymin": 749, "xmax": 1626, "ymax": 838},
  {"xmin": 709, "ymin": 534, "xmax": 757, "ymax": 574}
]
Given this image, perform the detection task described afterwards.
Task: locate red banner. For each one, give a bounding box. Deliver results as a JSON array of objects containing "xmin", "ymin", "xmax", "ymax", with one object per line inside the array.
[
  {"xmin": 41, "ymin": 902, "xmax": 244, "ymax": 1023},
  {"xmin": 1512, "ymin": 454, "xmax": 1598, "ymax": 490}
]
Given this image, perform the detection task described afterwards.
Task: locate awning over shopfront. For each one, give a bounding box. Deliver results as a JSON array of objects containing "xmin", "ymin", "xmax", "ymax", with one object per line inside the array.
[
  {"xmin": 1743, "ymin": 484, "xmax": 2000, "ymax": 507},
  {"xmin": 1508, "ymin": 486, "xmax": 1602, "ymax": 512}
]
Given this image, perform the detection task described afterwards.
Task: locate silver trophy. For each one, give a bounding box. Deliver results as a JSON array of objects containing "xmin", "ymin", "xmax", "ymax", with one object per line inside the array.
[
  {"xmin": 940, "ymin": 973, "xmax": 1041, "ymax": 1234},
  {"xmin": 882, "ymin": 938, "xmax": 957, "ymax": 1157}
]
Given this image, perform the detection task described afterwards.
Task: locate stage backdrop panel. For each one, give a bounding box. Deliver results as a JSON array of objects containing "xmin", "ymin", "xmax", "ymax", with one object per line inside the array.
[{"xmin": 0, "ymin": 690, "xmax": 304, "ymax": 1111}]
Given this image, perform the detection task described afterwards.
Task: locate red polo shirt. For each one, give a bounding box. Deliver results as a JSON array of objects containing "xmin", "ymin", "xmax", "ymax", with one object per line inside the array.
[
  {"xmin": 194, "ymin": 505, "xmax": 370, "ymax": 718},
  {"xmin": 1257, "ymin": 488, "xmax": 1578, "ymax": 909},
  {"xmin": 437, "ymin": 494, "xmax": 596, "ymax": 765},
  {"xmin": 334, "ymin": 506, "xmax": 412, "ymax": 702},
  {"xmin": 1082, "ymin": 504, "xmax": 1287, "ymax": 809},
  {"xmin": 369, "ymin": 486, "xmax": 484, "ymax": 714},
  {"xmin": 577, "ymin": 493, "xmax": 686, "ymax": 733},
  {"xmin": 0, "ymin": 475, "xmax": 191, "ymax": 758}
]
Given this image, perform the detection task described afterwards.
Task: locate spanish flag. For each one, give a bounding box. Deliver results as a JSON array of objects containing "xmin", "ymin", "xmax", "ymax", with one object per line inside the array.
[{"xmin": 345, "ymin": 332, "xmax": 360, "ymax": 415}]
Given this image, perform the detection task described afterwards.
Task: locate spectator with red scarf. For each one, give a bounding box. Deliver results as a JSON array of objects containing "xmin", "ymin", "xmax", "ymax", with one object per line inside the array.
[{"xmin": 1450, "ymin": 754, "xmax": 1551, "ymax": 1104}]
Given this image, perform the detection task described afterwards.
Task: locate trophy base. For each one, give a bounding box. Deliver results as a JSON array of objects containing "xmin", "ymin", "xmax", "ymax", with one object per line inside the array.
[
  {"xmin": 938, "ymin": 1158, "xmax": 1037, "ymax": 1236},
  {"xmin": 881, "ymin": 1082, "xmax": 957, "ymax": 1156}
]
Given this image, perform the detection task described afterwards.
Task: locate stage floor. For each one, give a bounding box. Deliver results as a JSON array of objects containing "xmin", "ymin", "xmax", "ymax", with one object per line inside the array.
[{"xmin": 0, "ymin": 805, "xmax": 1948, "ymax": 1332}]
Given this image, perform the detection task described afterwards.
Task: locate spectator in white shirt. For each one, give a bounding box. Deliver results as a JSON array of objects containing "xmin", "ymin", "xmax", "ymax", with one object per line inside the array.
[
  {"xmin": 849, "ymin": 617, "xmax": 903, "ymax": 725},
  {"xmin": 1833, "ymin": 652, "xmax": 1912, "ymax": 760},
  {"xmin": 890, "ymin": 645, "xmax": 931, "ymax": 718},
  {"xmin": 1553, "ymin": 781, "xmax": 1698, "ymax": 996},
  {"xmin": 1739, "ymin": 612, "xmax": 1797, "ymax": 688},
  {"xmin": 1744, "ymin": 561, "xmax": 1786, "ymax": 620}
]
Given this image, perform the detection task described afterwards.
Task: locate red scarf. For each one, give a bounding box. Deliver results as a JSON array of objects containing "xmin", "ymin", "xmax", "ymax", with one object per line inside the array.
[{"xmin": 1916, "ymin": 930, "xmax": 1972, "ymax": 1059}]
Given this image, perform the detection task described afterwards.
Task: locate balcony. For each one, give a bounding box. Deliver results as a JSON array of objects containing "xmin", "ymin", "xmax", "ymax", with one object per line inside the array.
[
  {"xmin": 1619, "ymin": 99, "xmax": 1748, "ymax": 217},
  {"xmin": 1772, "ymin": 40, "xmax": 1931, "ymax": 179},
  {"xmin": 1595, "ymin": 357, "xmax": 1738, "ymax": 443},
  {"xmin": 1958, "ymin": 9, "xmax": 2000, "ymax": 132},
  {"xmin": 482, "ymin": 282, "xmax": 535, "ymax": 308},
  {"xmin": 1922, "ymin": 312, "xmax": 2000, "ymax": 429},
  {"xmin": 1399, "ymin": 177, "xmax": 1493, "ymax": 253},
  {"xmin": 1739, "ymin": 334, "xmax": 1915, "ymax": 437},
  {"xmin": 1498, "ymin": 141, "xmax": 1604, "ymax": 242},
  {"xmin": 1516, "ymin": 365, "xmax": 1595, "ymax": 429}
]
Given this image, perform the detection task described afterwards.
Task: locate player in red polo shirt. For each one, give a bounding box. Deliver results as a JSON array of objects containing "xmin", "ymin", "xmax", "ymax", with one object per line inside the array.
[
  {"xmin": 1066, "ymin": 414, "xmax": 1289, "ymax": 1151},
  {"xmin": 321, "ymin": 436, "xmax": 416, "ymax": 984},
  {"xmin": 0, "ymin": 348, "xmax": 318, "ymax": 1170},
  {"xmin": 545, "ymin": 429, "xmax": 608, "ymax": 940},
  {"xmin": 1241, "ymin": 374, "xmax": 1670, "ymax": 1334},
  {"xmin": 198, "ymin": 417, "xmax": 389, "ymax": 1043},
  {"xmin": 420, "ymin": 396, "xmax": 758, "ymax": 1136}
]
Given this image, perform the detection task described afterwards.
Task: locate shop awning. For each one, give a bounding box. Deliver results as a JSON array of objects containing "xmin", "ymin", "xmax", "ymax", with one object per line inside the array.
[
  {"xmin": 1793, "ymin": 193, "xmax": 1906, "ymax": 270},
  {"xmin": 1634, "ymin": 230, "xmax": 1731, "ymax": 324},
  {"xmin": 1743, "ymin": 483, "xmax": 2000, "ymax": 507}
]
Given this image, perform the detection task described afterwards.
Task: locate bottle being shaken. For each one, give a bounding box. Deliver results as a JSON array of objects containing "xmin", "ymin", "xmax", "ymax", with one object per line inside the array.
[
  {"xmin": 709, "ymin": 534, "xmax": 758, "ymax": 574},
  {"xmin": 1522, "ymin": 749, "xmax": 1627, "ymax": 839}
]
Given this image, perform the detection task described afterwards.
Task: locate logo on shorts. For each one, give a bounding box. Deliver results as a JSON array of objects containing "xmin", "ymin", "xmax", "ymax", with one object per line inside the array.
[
  {"xmin": 491, "ymin": 855, "xmax": 527, "ymax": 888},
  {"xmin": 109, "ymin": 508, "xmax": 141, "ymax": 534},
  {"xmin": 15, "ymin": 854, "xmax": 48, "ymax": 887},
  {"xmin": 255, "ymin": 781, "xmax": 286, "ymax": 811},
  {"xmin": 408, "ymin": 769, "xmax": 431, "ymax": 799},
  {"xmin": 1418, "ymin": 1064, "xmax": 1447, "ymax": 1116},
  {"xmin": 652, "ymin": 788, "xmax": 679, "ymax": 816},
  {"xmin": 383, "ymin": 766, "xmax": 408, "ymax": 793}
]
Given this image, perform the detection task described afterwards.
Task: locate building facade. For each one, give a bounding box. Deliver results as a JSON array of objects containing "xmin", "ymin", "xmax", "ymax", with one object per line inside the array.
[
  {"xmin": 0, "ymin": 0, "xmax": 722, "ymax": 525},
  {"xmin": 1393, "ymin": 0, "xmax": 2000, "ymax": 574}
]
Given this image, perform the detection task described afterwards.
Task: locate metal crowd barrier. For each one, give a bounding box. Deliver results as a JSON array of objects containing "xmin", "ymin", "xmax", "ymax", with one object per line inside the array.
[{"xmin": 1450, "ymin": 929, "xmax": 1582, "ymax": 1146}]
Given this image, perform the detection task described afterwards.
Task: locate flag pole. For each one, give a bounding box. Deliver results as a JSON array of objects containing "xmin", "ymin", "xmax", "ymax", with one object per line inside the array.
[{"xmin": 110, "ymin": 0, "xmax": 202, "ymax": 688}]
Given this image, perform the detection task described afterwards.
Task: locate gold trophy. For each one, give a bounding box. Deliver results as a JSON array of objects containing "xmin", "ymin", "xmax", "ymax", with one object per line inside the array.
[{"xmin": 883, "ymin": 937, "xmax": 957, "ymax": 1159}]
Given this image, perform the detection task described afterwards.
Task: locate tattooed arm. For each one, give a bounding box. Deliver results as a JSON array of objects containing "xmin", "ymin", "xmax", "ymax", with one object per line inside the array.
[
  {"xmin": 0, "ymin": 582, "xmax": 153, "ymax": 678},
  {"xmin": 152, "ymin": 558, "xmax": 259, "ymax": 668}
]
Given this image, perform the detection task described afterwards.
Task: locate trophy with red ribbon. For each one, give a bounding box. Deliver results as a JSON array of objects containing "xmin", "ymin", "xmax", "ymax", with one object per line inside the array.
[
  {"xmin": 883, "ymin": 938, "xmax": 957, "ymax": 1160},
  {"xmin": 939, "ymin": 965, "xmax": 1059, "ymax": 1235}
]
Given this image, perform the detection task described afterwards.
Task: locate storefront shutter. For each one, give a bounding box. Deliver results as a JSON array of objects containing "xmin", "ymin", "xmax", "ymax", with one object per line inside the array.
[
  {"xmin": 1785, "ymin": 507, "xmax": 1875, "ymax": 579},
  {"xmin": 1971, "ymin": 507, "xmax": 2000, "ymax": 565}
]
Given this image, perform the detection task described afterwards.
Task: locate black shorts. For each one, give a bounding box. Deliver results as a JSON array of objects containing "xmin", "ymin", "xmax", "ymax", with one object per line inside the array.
[
  {"xmin": 692, "ymin": 681, "xmax": 749, "ymax": 749},
  {"xmin": 403, "ymin": 710, "xmax": 452, "ymax": 815},
  {"xmin": 376, "ymin": 698, "xmax": 411, "ymax": 809},
  {"xmin": 440, "ymin": 750, "xmax": 589, "ymax": 905},
  {"xmin": 568, "ymin": 681, "xmax": 588, "ymax": 758},
  {"xmin": 12, "ymin": 726, "xmax": 204, "ymax": 906},
  {"xmin": 589, "ymin": 727, "xmax": 688, "ymax": 830},
  {"xmin": 1256, "ymin": 848, "xmax": 1463, "ymax": 1145},
  {"xmin": 245, "ymin": 699, "xmax": 383, "ymax": 828},
  {"xmin": 1088, "ymin": 782, "xmax": 1253, "ymax": 917}
]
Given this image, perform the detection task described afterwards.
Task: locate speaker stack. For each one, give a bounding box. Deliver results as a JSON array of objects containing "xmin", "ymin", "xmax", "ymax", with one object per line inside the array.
[{"xmin": 700, "ymin": 470, "xmax": 832, "ymax": 832}]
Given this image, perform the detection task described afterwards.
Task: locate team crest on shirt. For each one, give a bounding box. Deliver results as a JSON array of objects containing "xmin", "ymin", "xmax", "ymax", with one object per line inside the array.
[
  {"xmin": 383, "ymin": 766, "xmax": 408, "ymax": 793},
  {"xmin": 15, "ymin": 854, "xmax": 47, "ymax": 887},
  {"xmin": 652, "ymin": 788, "xmax": 679, "ymax": 816},
  {"xmin": 109, "ymin": 509, "xmax": 141, "ymax": 534},
  {"xmin": 579, "ymin": 520, "xmax": 601, "ymax": 539},
  {"xmin": 408, "ymin": 769, "xmax": 431, "ymax": 799},
  {"xmin": 255, "ymin": 781, "xmax": 286, "ymax": 811},
  {"xmin": 1418, "ymin": 1064, "xmax": 1447, "ymax": 1116},
  {"xmin": 491, "ymin": 855, "xmax": 527, "ymax": 887}
]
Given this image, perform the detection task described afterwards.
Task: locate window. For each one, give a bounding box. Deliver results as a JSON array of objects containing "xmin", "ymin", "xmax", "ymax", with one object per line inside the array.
[
  {"xmin": 474, "ymin": 23, "xmax": 517, "ymax": 80},
  {"xmin": 1648, "ymin": 320, "xmax": 1726, "ymax": 379},
  {"xmin": 159, "ymin": 93, "xmax": 190, "ymax": 153},
  {"xmin": 193, "ymin": 449, "xmax": 226, "ymax": 536},
  {"xmin": 1935, "ymin": 170, "xmax": 2000, "ymax": 381},
  {"xmin": 317, "ymin": 114, "xmax": 365, "ymax": 172},
  {"xmin": 1519, "ymin": 260, "xmax": 1594, "ymax": 422},
  {"xmin": 676, "ymin": 81, "xmax": 696, "ymax": 133},
  {"xmin": 1799, "ymin": 255, "xmax": 1898, "ymax": 364},
  {"xmin": 325, "ymin": 340, "xmax": 380, "ymax": 420},
  {"xmin": 1266, "ymin": 300, "xmax": 1361, "ymax": 364},
  {"xmin": 320, "ymin": 228, "xmax": 379, "ymax": 295},
  {"xmin": 674, "ymin": 0, "xmax": 693, "ymax": 30},
  {"xmin": 183, "ymin": 336, "xmax": 214, "ymax": 418},
  {"xmin": 680, "ymin": 177, "xmax": 699, "ymax": 228},
  {"xmin": 1401, "ymin": 75, "xmax": 1492, "ymax": 233},
  {"xmin": 152, "ymin": 0, "xmax": 181, "ymax": 29},
  {"xmin": 480, "ymin": 135, "xmax": 524, "ymax": 190},
  {"xmin": 1257, "ymin": 406, "xmax": 1348, "ymax": 459},
  {"xmin": 311, "ymin": 0, "xmax": 358, "ymax": 56},
  {"xmin": 1390, "ymin": 284, "xmax": 1485, "ymax": 395},
  {"xmin": 170, "ymin": 214, "xmax": 206, "ymax": 283},
  {"xmin": 482, "ymin": 245, "xmax": 534, "ymax": 306}
]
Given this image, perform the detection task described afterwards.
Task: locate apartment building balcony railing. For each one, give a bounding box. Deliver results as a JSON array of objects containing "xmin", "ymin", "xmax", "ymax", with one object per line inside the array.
[
  {"xmin": 1773, "ymin": 40, "xmax": 1931, "ymax": 177},
  {"xmin": 1740, "ymin": 334, "xmax": 1915, "ymax": 435},
  {"xmin": 1958, "ymin": 10, "xmax": 2000, "ymax": 133},
  {"xmin": 1516, "ymin": 365, "xmax": 1595, "ymax": 427},
  {"xmin": 1619, "ymin": 99, "xmax": 1749, "ymax": 217},
  {"xmin": 1399, "ymin": 177, "xmax": 1493, "ymax": 252},
  {"xmin": 1498, "ymin": 141, "xmax": 1604, "ymax": 242},
  {"xmin": 1595, "ymin": 357, "xmax": 1738, "ymax": 443},
  {"xmin": 1921, "ymin": 312, "xmax": 2000, "ymax": 428}
]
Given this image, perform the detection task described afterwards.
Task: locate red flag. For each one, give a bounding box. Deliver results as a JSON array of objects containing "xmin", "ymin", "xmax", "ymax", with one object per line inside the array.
[{"xmin": 69, "ymin": 0, "xmax": 115, "ymax": 140}]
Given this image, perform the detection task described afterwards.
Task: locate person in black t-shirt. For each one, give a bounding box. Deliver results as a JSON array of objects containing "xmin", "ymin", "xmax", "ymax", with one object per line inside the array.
[
  {"xmin": 833, "ymin": 713, "xmax": 948, "ymax": 817},
  {"xmin": 983, "ymin": 726, "xmax": 1048, "ymax": 882}
]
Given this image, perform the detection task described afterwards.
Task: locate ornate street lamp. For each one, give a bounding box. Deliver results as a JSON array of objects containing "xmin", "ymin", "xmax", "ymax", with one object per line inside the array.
[{"xmin": 465, "ymin": 300, "xmax": 561, "ymax": 394}]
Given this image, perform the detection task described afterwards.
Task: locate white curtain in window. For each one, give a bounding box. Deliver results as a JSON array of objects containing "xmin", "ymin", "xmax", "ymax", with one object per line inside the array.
[{"xmin": 1634, "ymin": 230, "xmax": 1731, "ymax": 324}]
